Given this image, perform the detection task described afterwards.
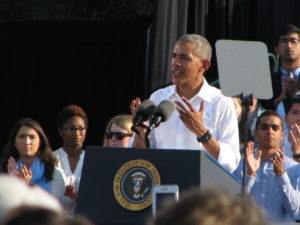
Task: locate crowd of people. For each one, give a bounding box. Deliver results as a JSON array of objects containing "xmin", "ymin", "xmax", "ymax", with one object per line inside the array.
[
  {"xmin": 131, "ymin": 24, "xmax": 300, "ymax": 223},
  {"xmin": 2, "ymin": 24, "xmax": 300, "ymax": 224}
]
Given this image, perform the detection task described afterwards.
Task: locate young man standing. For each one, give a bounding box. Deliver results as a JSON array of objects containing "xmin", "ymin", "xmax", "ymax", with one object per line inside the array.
[
  {"xmin": 233, "ymin": 111, "xmax": 299, "ymax": 222},
  {"xmin": 262, "ymin": 24, "xmax": 300, "ymax": 110}
]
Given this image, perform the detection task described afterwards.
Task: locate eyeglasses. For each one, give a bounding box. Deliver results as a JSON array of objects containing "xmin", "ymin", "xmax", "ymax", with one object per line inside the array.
[
  {"xmin": 279, "ymin": 38, "xmax": 300, "ymax": 46},
  {"xmin": 105, "ymin": 130, "xmax": 133, "ymax": 140},
  {"xmin": 62, "ymin": 126, "xmax": 86, "ymax": 133}
]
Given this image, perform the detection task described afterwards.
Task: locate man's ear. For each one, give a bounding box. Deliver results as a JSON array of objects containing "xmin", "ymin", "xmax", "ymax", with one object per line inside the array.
[{"xmin": 202, "ymin": 59, "xmax": 211, "ymax": 72}]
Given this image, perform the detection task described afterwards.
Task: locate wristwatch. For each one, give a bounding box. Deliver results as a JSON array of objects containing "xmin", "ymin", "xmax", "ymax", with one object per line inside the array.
[
  {"xmin": 292, "ymin": 153, "xmax": 300, "ymax": 159},
  {"xmin": 197, "ymin": 130, "xmax": 212, "ymax": 143}
]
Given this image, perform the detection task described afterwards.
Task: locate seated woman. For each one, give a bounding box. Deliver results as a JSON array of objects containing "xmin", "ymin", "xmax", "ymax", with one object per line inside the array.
[
  {"xmin": 102, "ymin": 114, "xmax": 133, "ymax": 147},
  {"xmin": 0, "ymin": 118, "xmax": 57, "ymax": 192},
  {"xmin": 51, "ymin": 105, "xmax": 88, "ymax": 215}
]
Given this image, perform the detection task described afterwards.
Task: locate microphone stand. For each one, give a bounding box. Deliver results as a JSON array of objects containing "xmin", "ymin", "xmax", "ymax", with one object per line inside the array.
[
  {"xmin": 144, "ymin": 118, "xmax": 162, "ymax": 149},
  {"xmin": 239, "ymin": 93, "xmax": 253, "ymax": 201},
  {"xmin": 144, "ymin": 127, "xmax": 151, "ymax": 149},
  {"xmin": 131, "ymin": 123, "xmax": 151, "ymax": 148}
]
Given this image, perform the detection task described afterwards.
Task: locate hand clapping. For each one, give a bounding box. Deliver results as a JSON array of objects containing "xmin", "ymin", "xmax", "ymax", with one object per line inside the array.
[
  {"xmin": 271, "ymin": 147, "xmax": 285, "ymax": 176},
  {"xmin": 245, "ymin": 141, "xmax": 262, "ymax": 177},
  {"xmin": 7, "ymin": 156, "xmax": 32, "ymax": 184}
]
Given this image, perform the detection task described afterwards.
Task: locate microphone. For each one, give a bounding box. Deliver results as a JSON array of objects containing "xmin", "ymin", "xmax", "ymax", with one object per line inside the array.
[
  {"xmin": 131, "ymin": 100, "xmax": 156, "ymax": 133},
  {"xmin": 149, "ymin": 100, "xmax": 174, "ymax": 130}
]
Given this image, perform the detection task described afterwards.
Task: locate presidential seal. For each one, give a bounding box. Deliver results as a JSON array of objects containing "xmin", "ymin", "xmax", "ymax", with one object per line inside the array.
[{"xmin": 113, "ymin": 159, "xmax": 161, "ymax": 211}]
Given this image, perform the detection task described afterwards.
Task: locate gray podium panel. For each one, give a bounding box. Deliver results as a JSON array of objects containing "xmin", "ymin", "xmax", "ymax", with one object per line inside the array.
[
  {"xmin": 75, "ymin": 147, "xmax": 240, "ymax": 225},
  {"xmin": 200, "ymin": 152, "xmax": 240, "ymax": 194}
]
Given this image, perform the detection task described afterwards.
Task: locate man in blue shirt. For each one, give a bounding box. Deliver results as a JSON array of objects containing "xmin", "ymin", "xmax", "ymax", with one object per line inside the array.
[{"xmin": 233, "ymin": 110, "xmax": 299, "ymax": 222}]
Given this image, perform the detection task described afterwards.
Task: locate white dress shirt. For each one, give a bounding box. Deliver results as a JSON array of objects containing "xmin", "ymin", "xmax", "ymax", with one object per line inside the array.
[
  {"xmin": 149, "ymin": 79, "xmax": 240, "ymax": 172},
  {"xmin": 51, "ymin": 148, "xmax": 85, "ymax": 215}
]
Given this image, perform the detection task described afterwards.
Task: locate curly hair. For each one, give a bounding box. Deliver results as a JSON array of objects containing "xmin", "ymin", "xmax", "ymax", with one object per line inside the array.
[{"xmin": 56, "ymin": 105, "xmax": 88, "ymax": 129}]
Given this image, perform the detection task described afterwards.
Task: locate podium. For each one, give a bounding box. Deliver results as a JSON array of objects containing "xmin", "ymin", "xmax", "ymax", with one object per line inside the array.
[{"xmin": 75, "ymin": 147, "xmax": 240, "ymax": 225}]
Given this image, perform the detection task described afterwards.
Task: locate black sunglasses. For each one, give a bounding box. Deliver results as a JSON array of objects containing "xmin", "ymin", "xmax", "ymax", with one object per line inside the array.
[{"xmin": 105, "ymin": 130, "xmax": 133, "ymax": 140}]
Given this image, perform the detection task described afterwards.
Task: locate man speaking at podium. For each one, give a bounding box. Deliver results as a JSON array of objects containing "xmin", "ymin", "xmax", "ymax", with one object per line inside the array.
[{"xmin": 131, "ymin": 34, "xmax": 240, "ymax": 172}]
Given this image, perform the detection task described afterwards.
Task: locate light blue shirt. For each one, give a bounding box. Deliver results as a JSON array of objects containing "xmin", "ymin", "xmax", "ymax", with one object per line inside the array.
[{"xmin": 233, "ymin": 156, "xmax": 299, "ymax": 222}]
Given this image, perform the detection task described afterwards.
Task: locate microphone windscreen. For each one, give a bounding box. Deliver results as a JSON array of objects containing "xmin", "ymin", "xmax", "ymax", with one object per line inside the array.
[
  {"xmin": 135, "ymin": 100, "xmax": 156, "ymax": 121},
  {"xmin": 155, "ymin": 100, "xmax": 174, "ymax": 122}
]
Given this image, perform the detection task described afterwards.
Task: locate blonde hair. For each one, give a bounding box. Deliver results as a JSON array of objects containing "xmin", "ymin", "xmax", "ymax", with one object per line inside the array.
[{"xmin": 102, "ymin": 114, "xmax": 133, "ymax": 147}]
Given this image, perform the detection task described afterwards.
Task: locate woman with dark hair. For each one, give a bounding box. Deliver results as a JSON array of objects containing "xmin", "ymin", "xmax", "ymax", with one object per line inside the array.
[
  {"xmin": 0, "ymin": 118, "xmax": 57, "ymax": 192},
  {"xmin": 51, "ymin": 105, "xmax": 88, "ymax": 215}
]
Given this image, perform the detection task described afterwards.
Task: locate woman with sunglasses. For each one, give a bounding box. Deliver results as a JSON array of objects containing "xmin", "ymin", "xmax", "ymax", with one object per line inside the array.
[
  {"xmin": 103, "ymin": 114, "xmax": 133, "ymax": 147},
  {"xmin": 51, "ymin": 105, "xmax": 88, "ymax": 215},
  {"xmin": 0, "ymin": 118, "xmax": 57, "ymax": 192}
]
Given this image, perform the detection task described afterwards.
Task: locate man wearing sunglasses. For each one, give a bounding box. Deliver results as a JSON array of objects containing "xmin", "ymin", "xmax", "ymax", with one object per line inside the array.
[
  {"xmin": 261, "ymin": 24, "xmax": 300, "ymax": 110},
  {"xmin": 233, "ymin": 110, "xmax": 300, "ymax": 222},
  {"xmin": 131, "ymin": 34, "xmax": 240, "ymax": 173}
]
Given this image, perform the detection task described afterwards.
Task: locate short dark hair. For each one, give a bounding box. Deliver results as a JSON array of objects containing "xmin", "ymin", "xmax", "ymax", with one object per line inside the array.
[
  {"xmin": 276, "ymin": 24, "xmax": 300, "ymax": 44},
  {"xmin": 283, "ymin": 95, "xmax": 300, "ymax": 114},
  {"xmin": 255, "ymin": 110, "xmax": 283, "ymax": 130},
  {"xmin": 57, "ymin": 105, "xmax": 88, "ymax": 128}
]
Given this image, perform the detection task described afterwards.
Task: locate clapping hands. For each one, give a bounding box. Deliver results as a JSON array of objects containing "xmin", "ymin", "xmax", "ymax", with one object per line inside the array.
[
  {"xmin": 271, "ymin": 147, "xmax": 285, "ymax": 176},
  {"xmin": 245, "ymin": 142, "xmax": 262, "ymax": 177},
  {"xmin": 289, "ymin": 124, "xmax": 300, "ymax": 155},
  {"xmin": 7, "ymin": 156, "xmax": 32, "ymax": 184}
]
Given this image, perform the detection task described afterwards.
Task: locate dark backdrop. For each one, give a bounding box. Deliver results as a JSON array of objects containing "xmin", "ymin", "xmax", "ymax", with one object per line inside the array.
[{"xmin": 0, "ymin": 20, "xmax": 150, "ymax": 150}]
